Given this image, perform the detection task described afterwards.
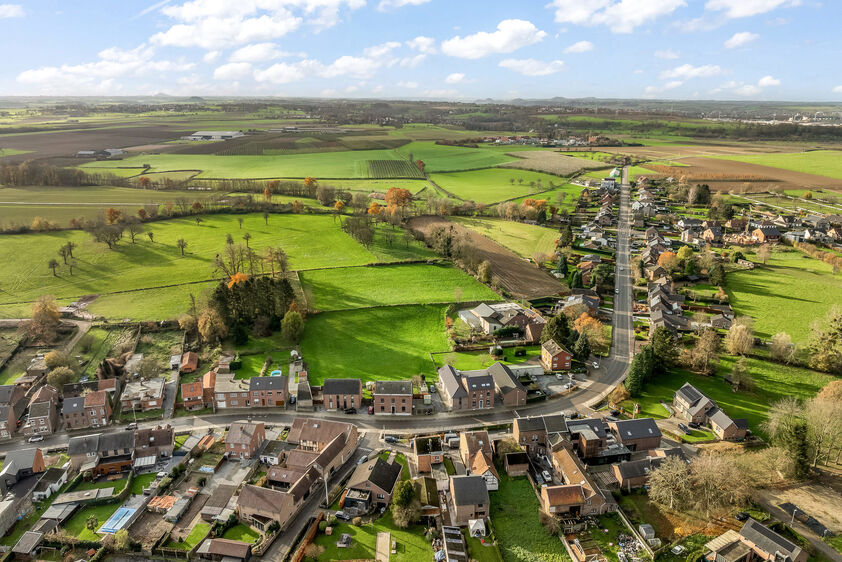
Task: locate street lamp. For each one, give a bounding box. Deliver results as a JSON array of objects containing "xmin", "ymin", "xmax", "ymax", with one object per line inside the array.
[
  {"xmin": 790, "ymin": 507, "xmax": 798, "ymax": 526},
  {"xmin": 315, "ymin": 462, "xmax": 330, "ymax": 508}
]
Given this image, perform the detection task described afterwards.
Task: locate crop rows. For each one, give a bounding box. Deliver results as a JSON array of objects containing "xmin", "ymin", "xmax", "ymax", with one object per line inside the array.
[{"xmin": 365, "ymin": 159, "xmax": 425, "ymax": 179}]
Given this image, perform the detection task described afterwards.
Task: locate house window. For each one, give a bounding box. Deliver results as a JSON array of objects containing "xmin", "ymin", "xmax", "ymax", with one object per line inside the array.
[
  {"xmin": 242, "ymin": 444, "xmax": 247, "ymax": 449},
  {"xmin": 401, "ymin": 406, "xmax": 406, "ymax": 412},
  {"xmin": 377, "ymin": 494, "xmax": 385, "ymax": 499}
]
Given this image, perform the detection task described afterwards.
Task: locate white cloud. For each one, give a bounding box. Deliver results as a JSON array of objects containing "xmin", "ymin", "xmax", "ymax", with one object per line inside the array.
[
  {"xmin": 734, "ymin": 84, "xmax": 761, "ymax": 96},
  {"xmin": 564, "ymin": 40, "xmax": 594, "ymax": 53},
  {"xmin": 757, "ymin": 75, "xmax": 780, "ymax": 87},
  {"xmin": 833, "ymin": 85, "xmax": 842, "ymax": 94},
  {"xmin": 397, "ymin": 81, "xmax": 418, "ymax": 88},
  {"xmin": 0, "ymin": 4, "xmax": 23, "ymax": 17},
  {"xmin": 724, "ymin": 31, "xmax": 758, "ymax": 48},
  {"xmin": 655, "ymin": 49, "xmax": 680, "ymax": 59},
  {"xmin": 253, "ymin": 61, "xmax": 309, "ymax": 84},
  {"xmin": 406, "ymin": 36, "xmax": 436, "ymax": 54},
  {"xmin": 229, "ymin": 42, "xmax": 288, "ymax": 62},
  {"xmin": 664, "ymin": 80, "xmax": 684, "ymax": 89},
  {"xmin": 203, "ymin": 50, "xmax": 221, "ymax": 62},
  {"xmin": 445, "ymin": 72, "xmax": 465, "ymax": 84},
  {"xmin": 252, "ymin": 48, "xmax": 389, "ymax": 85},
  {"xmin": 441, "ymin": 19, "xmax": 546, "ymax": 59},
  {"xmin": 399, "ymin": 54, "xmax": 426, "ymax": 67},
  {"xmin": 705, "ymin": 0, "xmax": 796, "ymax": 19},
  {"xmin": 321, "ymin": 55, "xmax": 381, "ymax": 78},
  {"xmin": 363, "ymin": 41, "xmax": 401, "ymax": 58},
  {"xmin": 660, "ymin": 63, "xmax": 722, "ymax": 79},
  {"xmin": 499, "ymin": 58, "xmax": 565, "ymax": 76},
  {"xmin": 213, "ymin": 62, "xmax": 253, "ymax": 79},
  {"xmin": 644, "ymin": 80, "xmax": 684, "ymax": 94},
  {"xmin": 547, "ymin": 0, "xmax": 686, "ymax": 33},
  {"xmin": 377, "ymin": 0, "xmax": 431, "ymax": 10}
]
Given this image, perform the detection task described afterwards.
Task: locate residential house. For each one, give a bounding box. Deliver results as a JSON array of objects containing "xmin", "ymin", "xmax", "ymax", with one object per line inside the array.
[
  {"xmin": 373, "ymin": 380, "xmax": 413, "ymax": 415},
  {"xmin": 437, "ymin": 366, "xmax": 494, "ymax": 412},
  {"xmin": 237, "ymin": 484, "xmax": 303, "ymax": 533},
  {"xmin": 412, "ymin": 436, "xmax": 444, "ymax": 472},
  {"xmin": 92, "ymin": 432, "xmax": 135, "ymax": 476},
  {"xmin": 752, "ymin": 225, "xmax": 781, "ymax": 243},
  {"xmin": 607, "ymin": 418, "xmax": 662, "ymax": 451},
  {"xmin": 539, "ymin": 485, "xmax": 587, "ymax": 517},
  {"xmin": 561, "ymin": 294, "xmax": 600, "ymax": 317},
  {"xmin": 32, "ymin": 466, "xmax": 68, "ymax": 502},
  {"xmin": 710, "ymin": 314, "xmax": 732, "ymax": 330},
  {"xmin": 344, "ymin": 457, "xmax": 402, "ymax": 514},
  {"xmin": 226, "ymin": 422, "xmax": 265, "ymax": 460},
  {"xmin": 725, "ymin": 218, "xmax": 747, "ymax": 231},
  {"xmin": 459, "ymin": 431, "xmax": 498, "ymax": 491},
  {"xmin": 180, "ymin": 352, "xmax": 198, "ymax": 373},
  {"xmin": 460, "ymin": 302, "xmax": 543, "ymax": 338},
  {"xmin": 541, "ymin": 339, "xmax": 572, "ymax": 372},
  {"xmin": 259, "ymin": 440, "xmax": 294, "ymax": 466},
  {"xmin": 195, "ymin": 538, "xmax": 252, "ymax": 561},
  {"xmin": 612, "ymin": 448, "xmax": 686, "ymax": 491},
  {"xmin": 0, "ymin": 448, "xmax": 45, "ymax": 492},
  {"xmin": 121, "ymin": 378, "xmax": 166, "ymax": 412},
  {"xmin": 513, "ymin": 416, "xmax": 549, "ymax": 456},
  {"xmin": 22, "ymin": 385, "xmax": 59, "ymax": 437},
  {"xmin": 322, "ymin": 378, "xmax": 362, "ymax": 412},
  {"xmin": 449, "ymin": 475, "xmax": 489, "ymax": 525},
  {"xmin": 181, "ymin": 381, "xmax": 206, "ymax": 411},
  {"xmin": 707, "ymin": 407, "xmax": 749, "ymax": 441},
  {"xmin": 0, "ymin": 385, "xmax": 27, "ymax": 440},
  {"xmin": 82, "ymin": 390, "xmax": 111, "ymax": 429},
  {"xmin": 672, "ymin": 383, "xmax": 717, "ymax": 424},
  {"xmin": 486, "ymin": 363, "xmax": 527, "ymax": 407},
  {"xmin": 550, "ymin": 447, "xmax": 610, "ymax": 516},
  {"xmin": 213, "ymin": 374, "xmax": 251, "ymax": 410},
  {"xmin": 133, "ymin": 425, "xmax": 175, "ymax": 470},
  {"xmin": 705, "ymin": 519, "xmax": 807, "ymax": 562},
  {"xmin": 249, "ymin": 376, "xmax": 288, "ymax": 408},
  {"xmin": 702, "ymin": 227, "xmax": 723, "ymax": 244}
]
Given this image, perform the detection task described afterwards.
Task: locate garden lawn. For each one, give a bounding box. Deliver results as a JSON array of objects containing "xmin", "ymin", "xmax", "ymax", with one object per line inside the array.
[
  {"xmin": 234, "ymin": 350, "xmax": 290, "ymax": 380},
  {"xmin": 395, "ymin": 141, "xmax": 516, "ymax": 172},
  {"xmin": 0, "ymin": 483, "xmax": 70, "ymax": 546},
  {"xmin": 508, "ymin": 182, "xmax": 582, "ymax": 210},
  {"xmin": 300, "ymin": 263, "xmax": 499, "ymax": 311},
  {"xmin": 222, "ymin": 523, "xmax": 260, "ymax": 543},
  {"xmin": 74, "ymin": 477, "xmax": 129, "ymax": 494},
  {"xmin": 300, "ymin": 304, "xmax": 448, "ymax": 384},
  {"xmin": 725, "ymin": 248, "xmax": 842, "ymax": 342},
  {"xmin": 712, "ymin": 150, "xmax": 842, "ymax": 180},
  {"xmin": 165, "ymin": 523, "xmax": 210, "ymax": 550},
  {"xmin": 432, "ymin": 346, "xmax": 541, "ymax": 371},
  {"xmin": 466, "ymin": 533, "xmax": 505, "ymax": 562},
  {"xmin": 130, "ymin": 473, "xmax": 158, "ymax": 495},
  {"xmin": 0, "ymin": 213, "xmax": 433, "ymax": 321},
  {"xmin": 619, "ymin": 359, "xmax": 835, "ymax": 436},
  {"xmin": 64, "ymin": 502, "xmax": 122, "ymax": 540},
  {"xmin": 429, "ymin": 168, "xmax": 559, "ymax": 203},
  {"xmin": 452, "ymin": 217, "xmax": 558, "ymax": 259},
  {"xmin": 312, "ymin": 511, "xmax": 433, "ymax": 562},
  {"xmin": 80, "ymin": 149, "xmax": 412, "ymax": 179},
  {"xmin": 491, "ymin": 473, "xmax": 571, "ymax": 562}
]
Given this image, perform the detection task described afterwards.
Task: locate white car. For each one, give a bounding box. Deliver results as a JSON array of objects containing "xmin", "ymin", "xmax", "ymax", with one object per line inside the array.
[
  {"xmin": 541, "ymin": 470, "xmax": 553, "ymax": 483},
  {"xmin": 27, "ymin": 435, "xmax": 44, "ymax": 443},
  {"xmin": 592, "ymin": 362, "xmax": 600, "ymax": 369},
  {"xmin": 615, "ymin": 288, "xmax": 619, "ymax": 294},
  {"xmin": 562, "ymin": 383, "xmax": 575, "ymax": 390},
  {"xmin": 556, "ymin": 373, "xmax": 566, "ymax": 380}
]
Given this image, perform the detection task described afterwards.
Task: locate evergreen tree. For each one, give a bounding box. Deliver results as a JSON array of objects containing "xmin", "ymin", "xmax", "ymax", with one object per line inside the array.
[
  {"xmin": 556, "ymin": 255, "xmax": 568, "ymax": 276},
  {"xmin": 569, "ymin": 270, "xmax": 583, "ymax": 289},
  {"xmin": 573, "ymin": 331, "xmax": 591, "ymax": 361},
  {"xmin": 558, "ymin": 225, "xmax": 573, "ymax": 248},
  {"xmin": 788, "ymin": 420, "xmax": 811, "ymax": 479},
  {"xmin": 650, "ymin": 327, "xmax": 678, "ymax": 376},
  {"xmin": 541, "ymin": 315, "xmax": 570, "ymax": 347},
  {"xmin": 709, "ymin": 263, "xmax": 726, "ymax": 286}
]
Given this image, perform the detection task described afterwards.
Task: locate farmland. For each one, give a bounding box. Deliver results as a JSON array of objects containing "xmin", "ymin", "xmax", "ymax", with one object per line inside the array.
[
  {"xmin": 712, "ymin": 149, "xmax": 842, "ymax": 181},
  {"xmin": 300, "ymin": 263, "xmax": 499, "ymax": 312},
  {"xmin": 452, "ymin": 217, "xmax": 558, "ymax": 259},
  {"xmin": 429, "ymin": 168, "xmax": 562, "ymax": 203},
  {"xmin": 299, "ymin": 304, "xmax": 449, "ymax": 384},
  {"xmin": 395, "ymin": 141, "xmax": 516, "ymax": 172},
  {"xmin": 726, "ymin": 247, "xmax": 842, "ymax": 342},
  {"xmin": 500, "ymin": 150, "xmax": 608, "ymax": 176}
]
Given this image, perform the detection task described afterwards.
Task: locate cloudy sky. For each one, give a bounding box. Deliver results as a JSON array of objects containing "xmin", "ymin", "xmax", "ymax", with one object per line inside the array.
[{"xmin": 2, "ymin": 0, "xmax": 840, "ymax": 100}]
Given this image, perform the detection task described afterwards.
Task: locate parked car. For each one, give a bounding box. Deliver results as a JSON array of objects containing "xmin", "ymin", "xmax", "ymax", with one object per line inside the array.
[
  {"xmin": 541, "ymin": 470, "xmax": 553, "ymax": 483},
  {"xmin": 562, "ymin": 383, "xmax": 575, "ymax": 390},
  {"xmin": 592, "ymin": 362, "xmax": 599, "ymax": 369},
  {"xmin": 610, "ymin": 409, "xmax": 620, "ymax": 417},
  {"xmin": 605, "ymin": 416, "xmax": 618, "ymax": 422},
  {"xmin": 125, "ymin": 423, "xmax": 138, "ymax": 431},
  {"xmin": 368, "ymin": 405, "xmax": 374, "ymax": 414},
  {"xmin": 671, "ymin": 546, "xmax": 686, "ymax": 555},
  {"xmin": 688, "ymin": 421, "xmax": 700, "ymax": 429},
  {"xmin": 615, "ymin": 288, "xmax": 619, "ymax": 294},
  {"xmin": 384, "ymin": 435, "xmax": 398, "ymax": 444},
  {"xmin": 344, "ymin": 408, "xmax": 357, "ymax": 415},
  {"xmin": 735, "ymin": 512, "xmax": 749, "ymax": 522},
  {"xmin": 27, "ymin": 435, "xmax": 44, "ymax": 443},
  {"xmin": 677, "ymin": 423, "xmax": 691, "ymax": 435},
  {"xmin": 357, "ymin": 455, "xmax": 368, "ymax": 465},
  {"xmin": 556, "ymin": 373, "xmax": 566, "ymax": 380},
  {"xmin": 429, "ymin": 384, "xmax": 436, "ymax": 393},
  {"xmin": 335, "ymin": 511, "xmax": 351, "ymax": 521}
]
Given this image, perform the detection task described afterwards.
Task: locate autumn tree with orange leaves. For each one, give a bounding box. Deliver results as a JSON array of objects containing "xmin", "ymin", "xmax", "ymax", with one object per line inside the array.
[
  {"xmin": 658, "ymin": 251, "xmax": 680, "ymax": 272},
  {"xmin": 304, "ymin": 177, "xmax": 318, "ymax": 190},
  {"xmin": 105, "ymin": 208, "xmax": 122, "ymax": 224},
  {"xmin": 227, "ymin": 272, "xmax": 250, "ymax": 288},
  {"xmin": 415, "ymin": 160, "xmax": 425, "ymax": 173},
  {"xmin": 385, "ymin": 187, "xmax": 413, "ymax": 210},
  {"xmin": 138, "ymin": 176, "xmax": 151, "ymax": 188},
  {"xmin": 574, "ymin": 312, "xmax": 605, "ymax": 348},
  {"xmin": 368, "ymin": 202, "xmax": 383, "ymax": 215}
]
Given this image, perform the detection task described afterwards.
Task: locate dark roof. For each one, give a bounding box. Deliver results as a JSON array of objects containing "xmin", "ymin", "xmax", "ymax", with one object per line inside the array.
[
  {"xmin": 566, "ymin": 418, "xmax": 607, "ymax": 440},
  {"xmin": 237, "ymin": 484, "xmax": 286, "ymax": 517},
  {"xmin": 356, "ymin": 457, "xmax": 401, "ymax": 495},
  {"xmin": 99, "ymin": 431, "xmax": 134, "ymax": 452},
  {"xmin": 515, "ymin": 417, "xmax": 546, "ymax": 432},
  {"xmin": 374, "ymin": 380, "xmax": 412, "ymax": 395},
  {"xmin": 260, "ymin": 440, "xmax": 294, "ymax": 458},
  {"xmin": 68, "ymin": 434, "xmax": 99, "ymax": 456},
  {"xmin": 734, "ymin": 418, "xmax": 749, "ymax": 430},
  {"xmin": 611, "ymin": 418, "xmax": 661, "ymax": 441},
  {"xmin": 203, "ymin": 484, "xmax": 236, "ymax": 509},
  {"xmin": 249, "ymin": 376, "xmax": 287, "ymax": 391},
  {"xmin": 706, "ymin": 407, "xmax": 735, "ymax": 430},
  {"xmin": 739, "ymin": 519, "xmax": 803, "ymax": 560},
  {"xmin": 614, "ymin": 458, "xmax": 663, "ymax": 480},
  {"xmin": 450, "ymin": 475, "xmax": 489, "ymax": 507},
  {"xmin": 322, "ymin": 378, "xmax": 361, "ymax": 395},
  {"xmin": 61, "ymin": 396, "xmax": 85, "ymax": 415},
  {"xmin": 543, "ymin": 414, "xmax": 568, "ymax": 434},
  {"xmin": 486, "ymin": 362, "xmax": 525, "ymax": 395},
  {"xmin": 201, "ymin": 538, "xmax": 251, "ymax": 559},
  {"xmin": 438, "ymin": 365, "xmax": 467, "ymax": 400},
  {"xmin": 28, "ymin": 401, "xmax": 53, "ymax": 419},
  {"xmin": 11, "ymin": 531, "xmax": 43, "ymax": 554},
  {"xmin": 34, "ymin": 468, "xmax": 66, "ymax": 492},
  {"xmin": 463, "ymin": 371, "xmax": 494, "ymax": 392},
  {"xmin": 4, "ymin": 448, "xmax": 40, "ymax": 473}
]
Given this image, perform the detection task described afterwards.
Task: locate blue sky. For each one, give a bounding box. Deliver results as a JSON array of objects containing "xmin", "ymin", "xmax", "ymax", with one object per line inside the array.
[{"xmin": 1, "ymin": 0, "xmax": 839, "ymax": 101}]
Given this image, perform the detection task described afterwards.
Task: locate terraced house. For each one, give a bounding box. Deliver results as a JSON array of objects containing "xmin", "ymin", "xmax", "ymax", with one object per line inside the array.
[
  {"xmin": 321, "ymin": 378, "xmax": 362, "ymax": 411},
  {"xmin": 373, "ymin": 380, "xmax": 413, "ymax": 415}
]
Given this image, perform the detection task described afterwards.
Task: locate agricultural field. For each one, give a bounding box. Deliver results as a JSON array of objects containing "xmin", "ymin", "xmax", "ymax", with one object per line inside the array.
[
  {"xmin": 0, "ymin": 148, "xmax": 32, "ymax": 157},
  {"xmin": 300, "ymin": 263, "xmax": 499, "ymax": 312},
  {"xmin": 395, "ymin": 141, "xmax": 516, "ymax": 172},
  {"xmin": 299, "ymin": 304, "xmax": 448, "ymax": 384},
  {"xmin": 501, "ymin": 150, "xmax": 608, "ymax": 176},
  {"xmin": 713, "ymin": 150, "xmax": 842, "ymax": 181},
  {"xmin": 0, "ymin": 213, "xmax": 436, "ymax": 320},
  {"xmin": 429, "ymin": 168, "xmax": 561, "ymax": 203},
  {"xmin": 451, "ymin": 217, "xmax": 558, "ymax": 259},
  {"xmin": 726, "ymin": 248, "xmax": 842, "ymax": 342}
]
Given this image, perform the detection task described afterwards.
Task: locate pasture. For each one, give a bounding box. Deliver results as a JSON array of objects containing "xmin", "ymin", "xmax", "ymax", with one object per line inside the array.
[
  {"xmin": 452, "ymin": 217, "xmax": 558, "ymax": 259},
  {"xmin": 395, "ymin": 141, "xmax": 515, "ymax": 172},
  {"xmin": 500, "ymin": 150, "xmax": 607, "ymax": 176},
  {"xmin": 726, "ymin": 248, "xmax": 842, "ymax": 342},
  {"xmin": 0, "ymin": 213, "xmax": 434, "ymax": 320},
  {"xmin": 713, "ymin": 150, "xmax": 842, "ymax": 181},
  {"xmin": 299, "ymin": 304, "xmax": 448, "ymax": 384},
  {"xmin": 300, "ymin": 263, "xmax": 499, "ymax": 312},
  {"xmin": 429, "ymin": 168, "xmax": 560, "ymax": 203}
]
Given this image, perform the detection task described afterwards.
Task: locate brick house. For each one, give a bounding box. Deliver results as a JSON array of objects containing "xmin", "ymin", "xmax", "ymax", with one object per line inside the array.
[
  {"xmin": 373, "ymin": 380, "xmax": 413, "ymax": 415},
  {"xmin": 249, "ymin": 376, "xmax": 288, "ymax": 407},
  {"xmin": 449, "ymin": 475, "xmax": 489, "ymax": 525},
  {"xmin": 705, "ymin": 519, "xmax": 807, "ymax": 562},
  {"xmin": 180, "ymin": 351, "xmax": 199, "ymax": 373},
  {"xmin": 225, "ymin": 422, "xmax": 266, "ymax": 460},
  {"xmin": 65, "ymin": 390, "xmax": 111, "ymax": 430},
  {"xmin": 411, "ymin": 436, "xmax": 444, "ymax": 473},
  {"xmin": 344, "ymin": 457, "xmax": 402, "ymax": 514},
  {"xmin": 121, "ymin": 378, "xmax": 166, "ymax": 412},
  {"xmin": 322, "ymin": 378, "xmax": 362, "ymax": 411},
  {"xmin": 541, "ymin": 340, "xmax": 572, "ymax": 372},
  {"xmin": 539, "ymin": 485, "xmax": 587, "ymax": 517},
  {"xmin": 181, "ymin": 381, "xmax": 205, "ymax": 411},
  {"xmin": 513, "ymin": 417, "xmax": 548, "ymax": 456},
  {"xmin": 460, "ymin": 431, "xmax": 498, "ymax": 491},
  {"xmin": 707, "ymin": 407, "xmax": 748, "ymax": 441},
  {"xmin": 213, "ymin": 375, "xmax": 251, "ymax": 409},
  {"xmin": 22, "ymin": 385, "xmax": 59, "ymax": 437},
  {"xmin": 752, "ymin": 225, "xmax": 781, "ymax": 243},
  {"xmin": 486, "ymin": 363, "xmax": 526, "ymax": 407},
  {"xmin": 237, "ymin": 483, "xmax": 302, "ymax": 533},
  {"xmin": 437, "ymin": 366, "xmax": 495, "ymax": 412},
  {"xmin": 607, "ymin": 418, "xmax": 662, "ymax": 452},
  {"xmin": 0, "ymin": 385, "xmax": 28, "ymax": 440},
  {"xmin": 672, "ymin": 383, "xmax": 716, "ymax": 425},
  {"xmin": 133, "ymin": 425, "xmax": 175, "ymax": 468}
]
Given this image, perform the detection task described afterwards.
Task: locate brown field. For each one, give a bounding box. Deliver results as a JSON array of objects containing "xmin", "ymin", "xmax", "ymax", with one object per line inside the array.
[
  {"xmin": 602, "ymin": 144, "xmax": 787, "ymax": 160},
  {"xmin": 408, "ymin": 215, "xmax": 564, "ymax": 298},
  {"xmin": 500, "ymin": 150, "xmax": 607, "ymax": 176}
]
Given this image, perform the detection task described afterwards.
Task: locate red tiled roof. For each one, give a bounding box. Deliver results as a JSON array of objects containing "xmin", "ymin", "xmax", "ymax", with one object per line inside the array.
[{"xmin": 181, "ymin": 381, "xmax": 202, "ymax": 400}]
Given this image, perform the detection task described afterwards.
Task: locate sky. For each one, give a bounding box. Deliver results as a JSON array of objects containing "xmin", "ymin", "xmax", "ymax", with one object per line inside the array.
[{"xmin": 1, "ymin": 0, "xmax": 840, "ymax": 101}]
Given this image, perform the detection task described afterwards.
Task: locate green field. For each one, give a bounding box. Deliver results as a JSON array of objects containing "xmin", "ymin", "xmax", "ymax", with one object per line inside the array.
[
  {"xmin": 81, "ymin": 149, "xmax": 418, "ymax": 179},
  {"xmin": 726, "ymin": 248, "xmax": 842, "ymax": 342},
  {"xmin": 164, "ymin": 523, "xmax": 211, "ymax": 550},
  {"xmin": 395, "ymin": 141, "xmax": 516, "ymax": 172},
  {"xmin": 429, "ymin": 168, "xmax": 561, "ymax": 203},
  {"xmin": 491, "ymin": 473, "xmax": 571, "ymax": 562},
  {"xmin": 0, "ymin": 213, "xmax": 435, "ymax": 320},
  {"xmin": 222, "ymin": 523, "xmax": 261, "ymax": 543},
  {"xmin": 712, "ymin": 149, "xmax": 842, "ymax": 180},
  {"xmin": 299, "ymin": 304, "xmax": 448, "ymax": 384},
  {"xmin": 0, "ymin": 148, "xmax": 31, "ymax": 157},
  {"xmin": 312, "ymin": 512, "xmax": 433, "ymax": 562},
  {"xmin": 300, "ymin": 263, "xmax": 499, "ymax": 311},
  {"xmin": 432, "ymin": 345, "xmax": 541, "ymax": 371},
  {"xmin": 64, "ymin": 502, "xmax": 122, "ymax": 540},
  {"xmin": 452, "ymin": 217, "xmax": 558, "ymax": 259}
]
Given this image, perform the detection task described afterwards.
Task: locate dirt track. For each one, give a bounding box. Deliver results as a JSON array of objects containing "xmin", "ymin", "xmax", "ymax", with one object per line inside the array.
[{"xmin": 408, "ymin": 215, "xmax": 564, "ymax": 299}]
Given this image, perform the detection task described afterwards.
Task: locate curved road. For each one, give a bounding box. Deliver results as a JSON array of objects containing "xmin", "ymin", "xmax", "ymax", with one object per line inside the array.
[{"xmin": 0, "ymin": 169, "xmax": 634, "ymax": 455}]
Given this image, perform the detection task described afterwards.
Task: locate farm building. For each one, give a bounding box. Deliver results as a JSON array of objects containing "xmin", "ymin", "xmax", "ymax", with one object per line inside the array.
[{"xmin": 183, "ymin": 131, "xmax": 244, "ymax": 141}]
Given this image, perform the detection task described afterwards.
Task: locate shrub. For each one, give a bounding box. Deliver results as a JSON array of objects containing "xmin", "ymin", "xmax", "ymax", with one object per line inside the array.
[
  {"xmin": 352, "ymin": 516, "xmax": 362, "ymax": 526},
  {"xmin": 318, "ymin": 521, "xmax": 328, "ymax": 532}
]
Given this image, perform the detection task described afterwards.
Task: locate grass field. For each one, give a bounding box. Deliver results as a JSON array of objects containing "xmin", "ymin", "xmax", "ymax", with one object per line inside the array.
[
  {"xmin": 300, "ymin": 263, "xmax": 499, "ymax": 311},
  {"xmin": 311, "ymin": 512, "xmax": 433, "ymax": 561},
  {"xmin": 432, "ymin": 345, "xmax": 541, "ymax": 371},
  {"xmin": 713, "ymin": 150, "xmax": 842, "ymax": 180},
  {"xmin": 452, "ymin": 217, "xmax": 558, "ymax": 259},
  {"xmin": 164, "ymin": 523, "xmax": 211, "ymax": 550},
  {"xmin": 81, "ymin": 149, "xmax": 418, "ymax": 179},
  {"xmin": 467, "ymin": 534, "xmax": 505, "ymax": 562},
  {"xmin": 430, "ymin": 168, "xmax": 560, "ymax": 203},
  {"xmin": 65, "ymin": 502, "xmax": 122, "ymax": 540},
  {"xmin": 0, "ymin": 213, "xmax": 435, "ymax": 320},
  {"xmin": 0, "ymin": 148, "xmax": 31, "ymax": 157},
  {"xmin": 222, "ymin": 523, "xmax": 261, "ymax": 543},
  {"xmin": 491, "ymin": 473, "xmax": 571, "ymax": 562},
  {"xmin": 299, "ymin": 304, "xmax": 448, "ymax": 384},
  {"xmin": 726, "ymin": 248, "xmax": 842, "ymax": 342},
  {"xmin": 395, "ymin": 141, "xmax": 516, "ymax": 172}
]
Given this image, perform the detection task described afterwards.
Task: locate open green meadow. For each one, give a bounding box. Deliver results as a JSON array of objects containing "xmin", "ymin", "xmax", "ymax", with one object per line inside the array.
[
  {"xmin": 429, "ymin": 168, "xmax": 562, "ymax": 203},
  {"xmin": 726, "ymin": 248, "xmax": 842, "ymax": 342},
  {"xmin": 0, "ymin": 148, "xmax": 31, "ymax": 157},
  {"xmin": 395, "ymin": 141, "xmax": 516, "ymax": 172},
  {"xmin": 312, "ymin": 512, "xmax": 433, "ymax": 561},
  {"xmin": 300, "ymin": 263, "xmax": 499, "ymax": 311},
  {"xmin": 712, "ymin": 150, "xmax": 842, "ymax": 180},
  {"xmin": 432, "ymin": 345, "xmax": 541, "ymax": 371},
  {"xmin": 508, "ymin": 182, "xmax": 582, "ymax": 209},
  {"xmin": 452, "ymin": 217, "xmax": 558, "ymax": 259},
  {"xmin": 0, "ymin": 213, "xmax": 434, "ymax": 320},
  {"xmin": 300, "ymin": 304, "xmax": 448, "ymax": 384}
]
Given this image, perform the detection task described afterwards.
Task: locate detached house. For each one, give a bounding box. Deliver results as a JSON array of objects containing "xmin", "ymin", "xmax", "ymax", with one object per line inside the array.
[
  {"xmin": 607, "ymin": 418, "xmax": 662, "ymax": 451},
  {"xmin": 673, "ymin": 383, "xmax": 748, "ymax": 440},
  {"xmin": 448, "ymin": 475, "xmax": 489, "ymax": 526},
  {"xmin": 541, "ymin": 340, "xmax": 572, "ymax": 372},
  {"xmin": 705, "ymin": 519, "xmax": 807, "ymax": 562},
  {"xmin": 322, "ymin": 378, "xmax": 362, "ymax": 412},
  {"xmin": 752, "ymin": 225, "xmax": 781, "ymax": 243},
  {"xmin": 437, "ymin": 366, "xmax": 494, "ymax": 412},
  {"xmin": 225, "ymin": 422, "xmax": 266, "ymax": 460},
  {"xmin": 373, "ymin": 380, "xmax": 413, "ymax": 415},
  {"xmin": 344, "ymin": 457, "xmax": 402, "ymax": 514},
  {"xmin": 121, "ymin": 378, "xmax": 166, "ymax": 412},
  {"xmin": 459, "ymin": 431, "xmax": 498, "ymax": 491}
]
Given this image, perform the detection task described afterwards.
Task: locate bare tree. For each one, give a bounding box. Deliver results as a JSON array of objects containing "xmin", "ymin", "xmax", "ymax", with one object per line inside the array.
[
  {"xmin": 648, "ymin": 456, "xmax": 691, "ymax": 509},
  {"xmin": 757, "ymin": 244, "xmax": 772, "ymax": 265},
  {"xmin": 176, "ymin": 238, "xmax": 188, "ymax": 256},
  {"xmin": 724, "ymin": 319, "xmax": 753, "ymax": 355},
  {"xmin": 126, "ymin": 220, "xmax": 144, "ymax": 243},
  {"xmin": 47, "ymin": 259, "xmax": 59, "ymax": 276},
  {"xmin": 243, "ymin": 232, "xmax": 251, "ymax": 248},
  {"xmin": 770, "ymin": 332, "xmax": 796, "ymax": 364},
  {"xmin": 804, "ymin": 398, "xmax": 842, "ymax": 467}
]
